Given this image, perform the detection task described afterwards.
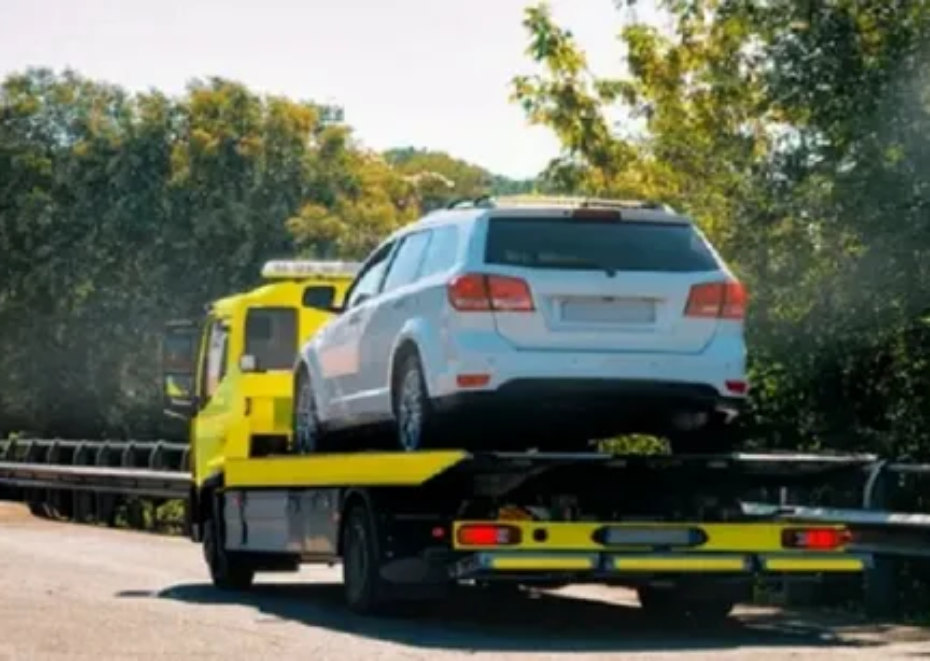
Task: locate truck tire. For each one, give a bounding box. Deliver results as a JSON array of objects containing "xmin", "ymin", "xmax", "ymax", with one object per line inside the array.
[
  {"xmin": 341, "ymin": 502, "xmax": 394, "ymax": 615},
  {"xmin": 637, "ymin": 585, "xmax": 735, "ymax": 625},
  {"xmin": 203, "ymin": 515, "xmax": 255, "ymax": 591}
]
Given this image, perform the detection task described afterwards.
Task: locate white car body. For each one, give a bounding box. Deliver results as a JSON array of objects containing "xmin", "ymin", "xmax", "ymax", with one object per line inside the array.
[{"xmin": 294, "ymin": 197, "xmax": 749, "ymax": 453}]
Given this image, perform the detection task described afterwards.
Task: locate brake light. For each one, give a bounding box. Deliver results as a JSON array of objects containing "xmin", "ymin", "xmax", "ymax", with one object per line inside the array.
[
  {"xmin": 684, "ymin": 281, "xmax": 747, "ymax": 320},
  {"xmin": 456, "ymin": 524, "xmax": 522, "ymax": 547},
  {"xmin": 781, "ymin": 527, "xmax": 851, "ymax": 551},
  {"xmin": 447, "ymin": 274, "xmax": 534, "ymax": 312}
]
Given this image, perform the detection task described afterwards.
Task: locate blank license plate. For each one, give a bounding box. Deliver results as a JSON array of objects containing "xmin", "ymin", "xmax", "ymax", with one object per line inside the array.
[{"xmin": 561, "ymin": 298, "xmax": 656, "ymax": 324}]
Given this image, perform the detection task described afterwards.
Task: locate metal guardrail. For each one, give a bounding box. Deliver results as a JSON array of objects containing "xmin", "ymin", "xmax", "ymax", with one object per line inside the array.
[{"xmin": 0, "ymin": 438, "xmax": 190, "ymax": 529}]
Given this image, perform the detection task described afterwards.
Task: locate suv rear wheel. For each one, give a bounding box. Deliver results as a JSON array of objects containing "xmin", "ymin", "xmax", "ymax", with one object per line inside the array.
[{"xmin": 392, "ymin": 352, "xmax": 441, "ymax": 451}]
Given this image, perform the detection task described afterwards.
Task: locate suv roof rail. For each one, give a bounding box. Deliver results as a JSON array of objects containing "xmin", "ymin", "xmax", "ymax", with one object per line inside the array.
[
  {"xmin": 444, "ymin": 195, "xmax": 496, "ymax": 210},
  {"xmin": 442, "ymin": 194, "xmax": 677, "ymax": 214}
]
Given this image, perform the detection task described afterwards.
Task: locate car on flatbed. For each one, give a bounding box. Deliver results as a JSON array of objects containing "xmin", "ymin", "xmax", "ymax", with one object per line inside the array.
[{"xmin": 294, "ymin": 195, "xmax": 749, "ymax": 455}]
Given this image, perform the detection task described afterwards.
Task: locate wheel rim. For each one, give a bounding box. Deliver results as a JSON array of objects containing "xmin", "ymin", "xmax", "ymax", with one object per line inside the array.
[
  {"xmin": 295, "ymin": 375, "xmax": 318, "ymax": 453},
  {"xmin": 398, "ymin": 367, "xmax": 424, "ymax": 451},
  {"xmin": 344, "ymin": 518, "xmax": 368, "ymax": 604}
]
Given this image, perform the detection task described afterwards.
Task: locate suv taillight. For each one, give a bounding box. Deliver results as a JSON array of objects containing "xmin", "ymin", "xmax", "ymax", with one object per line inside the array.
[
  {"xmin": 447, "ymin": 274, "xmax": 535, "ymax": 312},
  {"xmin": 684, "ymin": 281, "xmax": 747, "ymax": 320}
]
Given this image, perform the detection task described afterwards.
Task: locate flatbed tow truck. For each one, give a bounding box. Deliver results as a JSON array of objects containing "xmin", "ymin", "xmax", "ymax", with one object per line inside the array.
[
  {"xmin": 189, "ymin": 448, "xmax": 873, "ymax": 620},
  {"xmin": 151, "ymin": 260, "xmax": 873, "ymax": 621}
]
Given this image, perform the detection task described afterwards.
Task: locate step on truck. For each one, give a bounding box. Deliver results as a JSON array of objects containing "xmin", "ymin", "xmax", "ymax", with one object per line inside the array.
[{"xmin": 160, "ymin": 265, "xmax": 873, "ymax": 619}]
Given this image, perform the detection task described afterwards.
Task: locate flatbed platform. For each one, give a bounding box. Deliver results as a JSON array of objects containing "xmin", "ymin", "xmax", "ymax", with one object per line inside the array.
[{"xmin": 222, "ymin": 449, "xmax": 878, "ymax": 493}]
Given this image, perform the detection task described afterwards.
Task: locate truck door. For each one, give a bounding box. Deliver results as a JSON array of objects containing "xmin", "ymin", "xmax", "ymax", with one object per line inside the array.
[{"xmin": 192, "ymin": 316, "xmax": 234, "ymax": 482}]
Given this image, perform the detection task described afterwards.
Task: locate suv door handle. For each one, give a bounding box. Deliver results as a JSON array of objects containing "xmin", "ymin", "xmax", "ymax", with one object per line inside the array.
[
  {"xmin": 391, "ymin": 299, "xmax": 407, "ymax": 310},
  {"xmin": 346, "ymin": 314, "xmax": 361, "ymax": 326}
]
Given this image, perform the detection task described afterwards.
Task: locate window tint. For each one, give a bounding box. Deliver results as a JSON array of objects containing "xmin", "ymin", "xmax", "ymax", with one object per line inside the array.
[
  {"xmin": 418, "ymin": 225, "xmax": 459, "ymax": 277},
  {"xmin": 345, "ymin": 242, "xmax": 394, "ymax": 309},
  {"xmin": 302, "ymin": 285, "xmax": 336, "ymax": 309},
  {"xmin": 484, "ymin": 217, "xmax": 720, "ymax": 273},
  {"xmin": 382, "ymin": 231, "xmax": 431, "ymax": 292},
  {"xmin": 245, "ymin": 308, "xmax": 298, "ymax": 371}
]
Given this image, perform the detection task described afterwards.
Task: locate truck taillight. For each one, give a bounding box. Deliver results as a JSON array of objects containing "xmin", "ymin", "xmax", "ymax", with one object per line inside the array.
[
  {"xmin": 781, "ymin": 527, "xmax": 852, "ymax": 551},
  {"xmin": 684, "ymin": 281, "xmax": 747, "ymax": 320},
  {"xmin": 456, "ymin": 524, "xmax": 522, "ymax": 547},
  {"xmin": 447, "ymin": 274, "xmax": 535, "ymax": 312}
]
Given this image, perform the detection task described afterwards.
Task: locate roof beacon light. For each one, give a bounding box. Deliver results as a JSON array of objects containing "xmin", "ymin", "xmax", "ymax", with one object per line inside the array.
[{"xmin": 261, "ymin": 260, "xmax": 363, "ymax": 280}]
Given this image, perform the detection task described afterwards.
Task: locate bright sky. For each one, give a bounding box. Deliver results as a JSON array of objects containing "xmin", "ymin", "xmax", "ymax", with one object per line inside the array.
[{"xmin": 0, "ymin": 0, "xmax": 661, "ymax": 179}]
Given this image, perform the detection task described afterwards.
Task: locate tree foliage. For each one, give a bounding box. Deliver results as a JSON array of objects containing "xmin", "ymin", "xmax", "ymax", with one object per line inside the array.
[
  {"xmin": 0, "ymin": 68, "xmax": 530, "ymax": 439},
  {"xmin": 513, "ymin": 0, "xmax": 930, "ymax": 458}
]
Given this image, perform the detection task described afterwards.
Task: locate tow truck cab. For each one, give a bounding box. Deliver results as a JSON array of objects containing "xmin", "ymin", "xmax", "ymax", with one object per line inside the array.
[{"xmin": 160, "ymin": 260, "xmax": 360, "ymax": 487}]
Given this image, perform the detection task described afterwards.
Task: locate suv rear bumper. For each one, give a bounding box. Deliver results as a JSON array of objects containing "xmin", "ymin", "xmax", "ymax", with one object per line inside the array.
[{"xmin": 433, "ymin": 378, "xmax": 745, "ymax": 420}]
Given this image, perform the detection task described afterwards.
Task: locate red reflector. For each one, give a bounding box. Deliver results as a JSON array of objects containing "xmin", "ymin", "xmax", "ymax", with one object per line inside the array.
[
  {"xmin": 456, "ymin": 524, "xmax": 521, "ymax": 546},
  {"xmin": 456, "ymin": 373, "xmax": 491, "ymax": 388},
  {"xmin": 725, "ymin": 380, "xmax": 748, "ymax": 395},
  {"xmin": 782, "ymin": 528, "xmax": 851, "ymax": 550}
]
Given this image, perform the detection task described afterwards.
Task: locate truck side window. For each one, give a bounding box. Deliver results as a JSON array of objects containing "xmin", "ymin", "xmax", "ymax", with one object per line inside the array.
[
  {"xmin": 203, "ymin": 321, "xmax": 229, "ymax": 400},
  {"xmin": 245, "ymin": 308, "xmax": 298, "ymax": 371}
]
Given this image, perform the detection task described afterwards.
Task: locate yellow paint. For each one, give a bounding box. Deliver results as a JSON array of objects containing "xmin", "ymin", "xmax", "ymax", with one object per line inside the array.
[
  {"xmin": 762, "ymin": 557, "xmax": 865, "ymax": 572},
  {"xmin": 162, "ymin": 267, "xmax": 357, "ymax": 487},
  {"xmin": 224, "ymin": 451, "xmax": 469, "ymax": 488},
  {"xmin": 450, "ymin": 520, "xmax": 849, "ymax": 553},
  {"xmin": 489, "ymin": 555, "xmax": 596, "ymax": 571},
  {"xmin": 611, "ymin": 556, "xmax": 748, "ymax": 572}
]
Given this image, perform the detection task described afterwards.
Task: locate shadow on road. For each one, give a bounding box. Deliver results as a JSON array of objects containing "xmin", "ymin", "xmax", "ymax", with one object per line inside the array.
[{"xmin": 116, "ymin": 581, "xmax": 891, "ymax": 653}]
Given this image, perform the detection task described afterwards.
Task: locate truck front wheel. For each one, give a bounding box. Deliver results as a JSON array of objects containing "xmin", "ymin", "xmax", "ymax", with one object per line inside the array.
[{"xmin": 203, "ymin": 515, "xmax": 255, "ymax": 591}]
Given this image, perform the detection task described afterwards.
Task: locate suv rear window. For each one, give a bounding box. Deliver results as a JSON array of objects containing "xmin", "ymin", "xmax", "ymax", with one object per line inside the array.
[
  {"xmin": 484, "ymin": 217, "xmax": 720, "ymax": 273},
  {"xmin": 245, "ymin": 308, "xmax": 298, "ymax": 371}
]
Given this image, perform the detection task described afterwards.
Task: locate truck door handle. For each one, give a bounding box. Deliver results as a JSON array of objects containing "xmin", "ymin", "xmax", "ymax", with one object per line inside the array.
[
  {"xmin": 392, "ymin": 299, "xmax": 407, "ymax": 310},
  {"xmin": 347, "ymin": 314, "xmax": 361, "ymax": 326}
]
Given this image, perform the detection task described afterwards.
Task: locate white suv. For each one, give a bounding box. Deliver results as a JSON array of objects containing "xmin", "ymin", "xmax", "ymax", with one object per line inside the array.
[{"xmin": 293, "ymin": 196, "xmax": 748, "ymax": 455}]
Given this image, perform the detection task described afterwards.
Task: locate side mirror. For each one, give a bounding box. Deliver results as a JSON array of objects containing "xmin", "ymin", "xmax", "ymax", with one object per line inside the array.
[
  {"xmin": 302, "ymin": 284, "xmax": 342, "ymax": 314},
  {"xmin": 162, "ymin": 320, "xmax": 199, "ymax": 418}
]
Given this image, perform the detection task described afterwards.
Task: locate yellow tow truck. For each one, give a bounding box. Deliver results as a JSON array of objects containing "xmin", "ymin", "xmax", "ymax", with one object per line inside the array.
[{"xmin": 161, "ymin": 260, "xmax": 872, "ymax": 621}]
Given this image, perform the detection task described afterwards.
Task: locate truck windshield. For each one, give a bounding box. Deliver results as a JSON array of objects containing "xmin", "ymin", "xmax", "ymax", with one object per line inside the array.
[{"xmin": 244, "ymin": 308, "xmax": 298, "ymax": 371}]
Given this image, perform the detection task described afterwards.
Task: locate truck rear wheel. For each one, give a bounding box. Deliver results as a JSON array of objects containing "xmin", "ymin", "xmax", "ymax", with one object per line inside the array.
[
  {"xmin": 203, "ymin": 515, "xmax": 255, "ymax": 591},
  {"xmin": 342, "ymin": 502, "xmax": 395, "ymax": 615}
]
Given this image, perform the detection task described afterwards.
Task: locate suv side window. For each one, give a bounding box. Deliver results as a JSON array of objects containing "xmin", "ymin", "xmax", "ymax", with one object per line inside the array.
[
  {"xmin": 344, "ymin": 241, "xmax": 395, "ymax": 309},
  {"xmin": 418, "ymin": 224, "xmax": 459, "ymax": 278},
  {"xmin": 382, "ymin": 231, "xmax": 432, "ymax": 293}
]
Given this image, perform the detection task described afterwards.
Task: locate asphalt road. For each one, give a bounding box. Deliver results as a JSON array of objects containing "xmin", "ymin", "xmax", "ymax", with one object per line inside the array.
[{"xmin": 1, "ymin": 502, "xmax": 929, "ymax": 660}]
